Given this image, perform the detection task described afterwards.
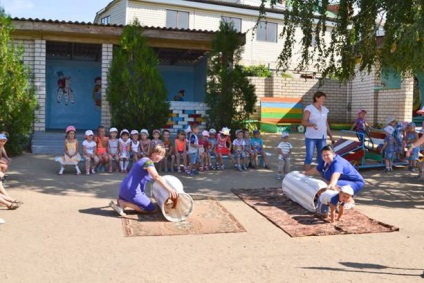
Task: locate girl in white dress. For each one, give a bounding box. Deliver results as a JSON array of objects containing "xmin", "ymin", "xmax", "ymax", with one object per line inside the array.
[
  {"xmin": 82, "ymin": 130, "xmax": 99, "ymax": 175},
  {"xmin": 107, "ymin": 127, "xmax": 120, "ymax": 172},
  {"xmin": 118, "ymin": 129, "xmax": 131, "ymax": 173}
]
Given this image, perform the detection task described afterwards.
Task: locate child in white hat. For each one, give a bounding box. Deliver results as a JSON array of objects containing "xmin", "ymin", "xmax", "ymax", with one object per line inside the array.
[
  {"xmin": 276, "ymin": 132, "xmax": 292, "ymax": 179},
  {"xmin": 82, "ymin": 130, "xmax": 99, "ymax": 175},
  {"xmin": 381, "ymin": 125, "xmax": 396, "ymax": 173},
  {"xmin": 316, "ymin": 185, "xmax": 354, "ymax": 223},
  {"xmin": 107, "ymin": 127, "xmax": 120, "ymax": 172},
  {"xmin": 118, "ymin": 129, "xmax": 131, "ymax": 173}
]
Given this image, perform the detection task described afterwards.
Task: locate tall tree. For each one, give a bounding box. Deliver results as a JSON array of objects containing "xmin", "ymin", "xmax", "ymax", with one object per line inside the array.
[
  {"xmin": 107, "ymin": 20, "xmax": 169, "ymax": 131},
  {"xmin": 206, "ymin": 22, "xmax": 257, "ymax": 132},
  {"xmin": 0, "ymin": 8, "xmax": 37, "ymax": 155},
  {"xmin": 261, "ymin": 1, "xmax": 424, "ymax": 82}
]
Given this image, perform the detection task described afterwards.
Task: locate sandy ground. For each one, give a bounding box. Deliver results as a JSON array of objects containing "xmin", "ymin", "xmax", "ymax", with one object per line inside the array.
[{"xmin": 1, "ymin": 132, "xmax": 424, "ymax": 283}]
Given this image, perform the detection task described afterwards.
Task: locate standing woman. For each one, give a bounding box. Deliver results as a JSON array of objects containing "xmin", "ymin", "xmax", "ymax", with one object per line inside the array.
[{"xmin": 301, "ymin": 91, "xmax": 335, "ymax": 171}]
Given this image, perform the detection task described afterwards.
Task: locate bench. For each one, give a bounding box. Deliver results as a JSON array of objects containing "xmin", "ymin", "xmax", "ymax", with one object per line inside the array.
[{"xmin": 260, "ymin": 97, "xmax": 303, "ymax": 133}]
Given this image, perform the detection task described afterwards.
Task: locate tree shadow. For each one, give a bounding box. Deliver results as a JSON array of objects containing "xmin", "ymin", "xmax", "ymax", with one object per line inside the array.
[{"xmin": 302, "ymin": 261, "xmax": 424, "ymax": 278}]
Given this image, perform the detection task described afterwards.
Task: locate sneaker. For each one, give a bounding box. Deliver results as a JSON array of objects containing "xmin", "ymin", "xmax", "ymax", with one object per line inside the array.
[
  {"xmin": 91, "ymin": 168, "xmax": 96, "ymax": 174},
  {"xmin": 186, "ymin": 171, "xmax": 194, "ymax": 176},
  {"xmin": 109, "ymin": 201, "xmax": 126, "ymax": 216},
  {"xmin": 242, "ymin": 165, "xmax": 247, "ymax": 171},
  {"xmin": 221, "ymin": 164, "xmax": 225, "ymax": 170},
  {"xmin": 384, "ymin": 168, "xmax": 389, "ymax": 173},
  {"xmin": 277, "ymin": 174, "xmax": 283, "ymax": 180},
  {"xmin": 177, "ymin": 168, "xmax": 181, "ymax": 173},
  {"xmin": 193, "ymin": 170, "xmax": 199, "ymax": 175},
  {"xmin": 264, "ymin": 165, "xmax": 270, "ymax": 169},
  {"xmin": 58, "ymin": 167, "xmax": 64, "ymax": 175},
  {"xmin": 76, "ymin": 168, "xmax": 81, "ymax": 175}
]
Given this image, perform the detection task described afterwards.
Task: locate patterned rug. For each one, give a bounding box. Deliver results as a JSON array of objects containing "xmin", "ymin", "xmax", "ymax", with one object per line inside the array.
[
  {"xmin": 232, "ymin": 188, "xmax": 399, "ymax": 237},
  {"xmin": 122, "ymin": 195, "xmax": 246, "ymax": 237}
]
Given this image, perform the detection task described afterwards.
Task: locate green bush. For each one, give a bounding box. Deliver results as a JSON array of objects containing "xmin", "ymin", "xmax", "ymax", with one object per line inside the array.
[
  {"xmin": 242, "ymin": 65, "xmax": 272, "ymax": 77},
  {"xmin": 206, "ymin": 22, "xmax": 257, "ymax": 134},
  {"xmin": 107, "ymin": 20, "xmax": 169, "ymax": 131},
  {"xmin": 0, "ymin": 9, "xmax": 37, "ymax": 156}
]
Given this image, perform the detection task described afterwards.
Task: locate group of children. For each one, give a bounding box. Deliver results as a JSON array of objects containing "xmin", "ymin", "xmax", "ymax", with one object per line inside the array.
[
  {"xmin": 56, "ymin": 124, "xmax": 273, "ymax": 176},
  {"xmin": 350, "ymin": 109, "xmax": 423, "ymax": 174}
]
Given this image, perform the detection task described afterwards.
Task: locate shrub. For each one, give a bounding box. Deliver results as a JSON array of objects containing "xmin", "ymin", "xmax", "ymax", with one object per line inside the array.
[
  {"xmin": 0, "ymin": 9, "xmax": 37, "ymax": 155},
  {"xmin": 107, "ymin": 20, "xmax": 169, "ymax": 132}
]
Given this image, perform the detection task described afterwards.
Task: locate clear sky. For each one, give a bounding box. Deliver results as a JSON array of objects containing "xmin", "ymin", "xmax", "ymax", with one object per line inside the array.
[{"xmin": 0, "ymin": 0, "xmax": 112, "ymax": 22}]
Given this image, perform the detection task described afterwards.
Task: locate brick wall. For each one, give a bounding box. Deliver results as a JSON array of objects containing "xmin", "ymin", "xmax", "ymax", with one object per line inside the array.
[
  {"xmin": 166, "ymin": 101, "xmax": 208, "ymax": 134},
  {"xmin": 350, "ymin": 67, "xmax": 376, "ymax": 125},
  {"xmin": 248, "ymin": 76, "xmax": 349, "ymax": 123}
]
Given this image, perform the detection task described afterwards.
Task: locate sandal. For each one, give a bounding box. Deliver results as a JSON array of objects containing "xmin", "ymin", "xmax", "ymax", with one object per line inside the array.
[
  {"xmin": 7, "ymin": 202, "xmax": 20, "ymax": 210},
  {"xmin": 109, "ymin": 201, "xmax": 126, "ymax": 216},
  {"xmin": 13, "ymin": 200, "xmax": 24, "ymax": 205}
]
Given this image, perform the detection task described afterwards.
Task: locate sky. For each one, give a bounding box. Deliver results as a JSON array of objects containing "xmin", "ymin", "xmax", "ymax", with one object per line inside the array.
[{"xmin": 0, "ymin": 0, "xmax": 112, "ymax": 22}]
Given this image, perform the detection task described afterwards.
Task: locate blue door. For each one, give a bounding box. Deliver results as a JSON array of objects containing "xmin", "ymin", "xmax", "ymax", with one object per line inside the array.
[{"xmin": 46, "ymin": 59, "xmax": 102, "ymax": 130}]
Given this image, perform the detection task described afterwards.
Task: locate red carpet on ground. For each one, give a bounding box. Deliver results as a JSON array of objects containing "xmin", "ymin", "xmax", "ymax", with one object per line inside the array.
[
  {"xmin": 122, "ymin": 196, "xmax": 246, "ymax": 237},
  {"xmin": 232, "ymin": 188, "xmax": 399, "ymax": 237}
]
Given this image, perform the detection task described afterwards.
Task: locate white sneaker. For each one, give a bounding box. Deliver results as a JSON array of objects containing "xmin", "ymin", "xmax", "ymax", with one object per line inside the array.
[
  {"xmin": 75, "ymin": 167, "xmax": 81, "ymax": 175},
  {"xmin": 0, "ymin": 218, "xmax": 5, "ymax": 224},
  {"xmin": 59, "ymin": 167, "xmax": 64, "ymax": 175},
  {"xmin": 91, "ymin": 168, "xmax": 96, "ymax": 174},
  {"xmin": 109, "ymin": 201, "xmax": 126, "ymax": 216}
]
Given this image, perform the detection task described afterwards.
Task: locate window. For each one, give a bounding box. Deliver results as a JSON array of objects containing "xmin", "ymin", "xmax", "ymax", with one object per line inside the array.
[
  {"xmin": 166, "ymin": 10, "xmax": 189, "ymax": 29},
  {"xmin": 221, "ymin": 16, "xmax": 242, "ymax": 32},
  {"xmin": 100, "ymin": 16, "xmax": 110, "ymax": 25},
  {"xmin": 256, "ymin": 21, "xmax": 278, "ymax": 43}
]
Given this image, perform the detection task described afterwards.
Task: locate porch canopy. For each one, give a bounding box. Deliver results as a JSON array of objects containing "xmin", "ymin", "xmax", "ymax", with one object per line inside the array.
[{"xmin": 11, "ymin": 18, "xmax": 246, "ymax": 66}]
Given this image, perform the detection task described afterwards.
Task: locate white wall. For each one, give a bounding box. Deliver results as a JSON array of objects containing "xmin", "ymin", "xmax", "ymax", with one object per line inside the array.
[{"xmin": 100, "ymin": 0, "xmax": 334, "ymax": 72}]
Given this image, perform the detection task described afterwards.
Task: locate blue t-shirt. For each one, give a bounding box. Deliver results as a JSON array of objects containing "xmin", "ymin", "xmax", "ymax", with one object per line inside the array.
[
  {"xmin": 250, "ymin": 137, "xmax": 263, "ymax": 151},
  {"xmin": 329, "ymin": 194, "xmax": 345, "ymax": 206},
  {"xmin": 384, "ymin": 135, "xmax": 396, "ymax": 152},
  {"xmin": 316, "ymin": 154, "xmax": 364, "ymax": 184}
]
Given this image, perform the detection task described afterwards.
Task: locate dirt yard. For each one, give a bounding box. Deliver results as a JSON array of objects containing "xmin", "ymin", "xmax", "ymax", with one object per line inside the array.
[{"xmin": 1, "ymin": 132, "xmax": 423, "ymax": 282}]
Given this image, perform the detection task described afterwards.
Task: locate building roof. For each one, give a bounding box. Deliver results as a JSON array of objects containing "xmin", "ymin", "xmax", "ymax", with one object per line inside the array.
[{"xmin": 10, "ymin": 18, "xmax": 245, "ymax": 65}]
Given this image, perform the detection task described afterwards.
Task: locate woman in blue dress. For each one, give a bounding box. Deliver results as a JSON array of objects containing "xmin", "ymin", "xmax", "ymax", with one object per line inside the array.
[{"xmin": 109, "ymin": 144, "xmax": 178, "ymax": 216}]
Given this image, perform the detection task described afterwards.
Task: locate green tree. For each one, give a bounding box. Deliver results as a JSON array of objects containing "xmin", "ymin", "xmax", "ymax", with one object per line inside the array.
[
  {"xmin": 107, "ymin": 20, "xmax": 169, "ymax": 131},
  {"xmin": 261, "ymin": 1, "xmax": 424, "ymax": 82},
  {"xmin": 0, "ymin": 9, "xmax": 37, "ymax": 155},
  {"xmin": 206, "ymin": 22, "xmax": 257, "ymax": 133}
]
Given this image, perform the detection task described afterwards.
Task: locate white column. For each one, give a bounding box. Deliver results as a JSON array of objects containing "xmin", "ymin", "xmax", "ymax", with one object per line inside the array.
[
  {"xmin": 33, "ymin": 39, "xmax": 46, "ymax": 132},
  {"xmin": 101, "ymin": 43, "xmax": 113, "ymax": 128}
]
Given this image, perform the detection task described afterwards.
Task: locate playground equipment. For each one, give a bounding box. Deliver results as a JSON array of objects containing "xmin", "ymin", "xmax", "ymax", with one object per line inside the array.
[{"xmin": 334, "ymin": 130, "xmax": 408, "ymax": 170}]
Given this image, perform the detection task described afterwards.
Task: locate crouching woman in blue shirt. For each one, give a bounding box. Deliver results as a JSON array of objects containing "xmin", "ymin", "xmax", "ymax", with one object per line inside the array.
[{"xmin": 304, "ymin": 145, "xmax": 365, "ymax": 206}]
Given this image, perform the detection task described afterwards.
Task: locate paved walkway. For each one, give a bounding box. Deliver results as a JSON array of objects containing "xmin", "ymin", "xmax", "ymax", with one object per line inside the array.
[{"xmin": 1, "ymin": 132, "xmax": 423, "ymax": 282}]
